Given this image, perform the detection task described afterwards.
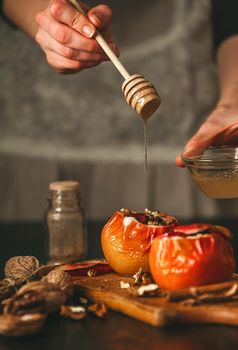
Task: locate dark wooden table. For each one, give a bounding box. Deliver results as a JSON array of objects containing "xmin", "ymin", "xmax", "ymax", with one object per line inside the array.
[{"xmin": 1, "ymin": 219, "xmax": 238, "ymax": 350}]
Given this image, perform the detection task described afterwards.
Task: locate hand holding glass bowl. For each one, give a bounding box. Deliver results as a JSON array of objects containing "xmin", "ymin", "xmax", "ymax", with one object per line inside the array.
[
  {"xmin": 183, "ymin": 147, "xmax": 238, "ymax": 199},
  {"xmin": 178, "ymin": 104, "xmax": 238, "ymax": 198}
]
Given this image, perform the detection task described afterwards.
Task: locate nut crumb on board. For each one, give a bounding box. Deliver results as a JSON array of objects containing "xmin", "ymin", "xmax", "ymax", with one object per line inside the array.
[
  {"xmin": 120, "ymin": 281, "xmax": 131, "ymax": 289},
  {"xmin": 88, "ymin": 303, "xmax": 107, "ymax": 318}
]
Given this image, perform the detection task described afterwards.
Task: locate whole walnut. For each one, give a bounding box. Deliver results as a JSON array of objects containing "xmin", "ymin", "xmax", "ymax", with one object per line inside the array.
[
  {"xmin": 42, "ymin": 269, "xmax": 74, "ymax": 299},
  {"xmin": 5, "ymin": 256, "xmax": 40, "ymax": 283}
]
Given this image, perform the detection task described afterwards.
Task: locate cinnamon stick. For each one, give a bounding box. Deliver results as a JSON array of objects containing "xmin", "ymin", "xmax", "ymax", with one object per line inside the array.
[{"xmin": 166, "ymin": 280, "xmax": 238, "ymax": 302}]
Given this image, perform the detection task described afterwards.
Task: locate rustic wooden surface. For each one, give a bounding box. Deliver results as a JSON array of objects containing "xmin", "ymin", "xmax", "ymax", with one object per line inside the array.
[
  {"xmin": 2, "ymin": 221, "xmax": 238, "ymax": 350},
  {"xmin": 74, "ymin": 273, "xmax": 238, "ymax": 327}
]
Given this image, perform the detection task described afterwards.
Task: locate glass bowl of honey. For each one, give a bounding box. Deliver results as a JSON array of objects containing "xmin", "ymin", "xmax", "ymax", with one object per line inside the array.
[{"xmin": 182, "ymin": 147, "xmax": 238, "ymax": 199}]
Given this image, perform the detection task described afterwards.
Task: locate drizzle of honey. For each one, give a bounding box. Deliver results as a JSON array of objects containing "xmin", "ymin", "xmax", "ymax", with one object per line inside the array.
[{"xmin": 143, "ymin": 120, "xmax": 148, "ymax": 172}]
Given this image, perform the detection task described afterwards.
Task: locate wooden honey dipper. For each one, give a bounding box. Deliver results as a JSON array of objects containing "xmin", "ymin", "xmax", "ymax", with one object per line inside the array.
[{"xmin": 69, "ymin": 0, "xmax": 161, "ymax": 119}]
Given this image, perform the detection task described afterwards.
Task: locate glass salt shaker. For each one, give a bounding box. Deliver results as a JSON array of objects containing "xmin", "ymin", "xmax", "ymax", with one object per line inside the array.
[{"xmin": 46, "ymin": 181, "xmax": 87, "ymax": 265}]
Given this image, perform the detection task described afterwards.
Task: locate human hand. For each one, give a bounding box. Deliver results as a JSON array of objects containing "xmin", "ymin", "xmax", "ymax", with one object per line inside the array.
[
  {"xmin": 35, "ymin": 0, "xmax": 118, "ymax": 73},
  {"xmin": 176, "ymin": 103, "xmax": 238, "ymax": 167}
]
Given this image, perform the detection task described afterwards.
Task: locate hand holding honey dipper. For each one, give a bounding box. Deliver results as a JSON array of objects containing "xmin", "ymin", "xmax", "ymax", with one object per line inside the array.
[
  {"xmin": 35, "ymin": 0, "xmax": 118, "ymax": 73},
  {"xmin": 2, "ymin": 0, "xmax": 238, "ymax": 144},
  {"xmin": 34, "ymin": 0, "xmax": 161, "ymax": 118}
]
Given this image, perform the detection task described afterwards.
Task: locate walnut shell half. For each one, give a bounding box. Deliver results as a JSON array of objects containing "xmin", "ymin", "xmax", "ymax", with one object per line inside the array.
[{"xmin": 4, "ymin": 281, "xmax": 66, "ymax": 315}]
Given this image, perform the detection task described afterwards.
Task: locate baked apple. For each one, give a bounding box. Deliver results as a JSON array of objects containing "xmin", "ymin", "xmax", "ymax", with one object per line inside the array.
[
  {"xmin": 149, "ymin": 224, "xmax": 235, "ymax": 290},
  {"xmin": 101, "ymin": 208, "xmax": 178, "ymax": 275}
]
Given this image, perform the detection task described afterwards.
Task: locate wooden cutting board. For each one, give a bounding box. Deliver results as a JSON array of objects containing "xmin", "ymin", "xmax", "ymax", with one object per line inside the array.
[{"xmin": 73, "ymin": 273, "xmax": 238, "ymax": 327}]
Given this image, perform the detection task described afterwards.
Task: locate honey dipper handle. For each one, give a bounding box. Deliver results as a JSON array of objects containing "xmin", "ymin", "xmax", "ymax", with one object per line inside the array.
[
  {"xmin": 95, "ymin": 33, "xmax": 130, "ymax": 79},
  {"xmin": 68, "ymin": 0, "xmax": 130, "ymax": 80}
]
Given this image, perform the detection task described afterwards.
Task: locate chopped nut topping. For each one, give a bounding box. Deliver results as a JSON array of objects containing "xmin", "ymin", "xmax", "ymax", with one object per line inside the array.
[
  {"xmin": 144, "ymin": 208, "xmax": 151, "ymax": 214},
  {"xmin": 88, "ymin": 303, "xmax": 107, "ymax": 318},
  {"xmin": 120, "ymin": 208, "xmax": 178, "ymax": 226}
]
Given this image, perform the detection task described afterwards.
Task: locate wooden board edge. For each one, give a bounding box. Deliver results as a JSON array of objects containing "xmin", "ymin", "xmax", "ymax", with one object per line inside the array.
[{"xmin": 76, "ymin": 286, "xmax": 175, "ymax": 327}]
